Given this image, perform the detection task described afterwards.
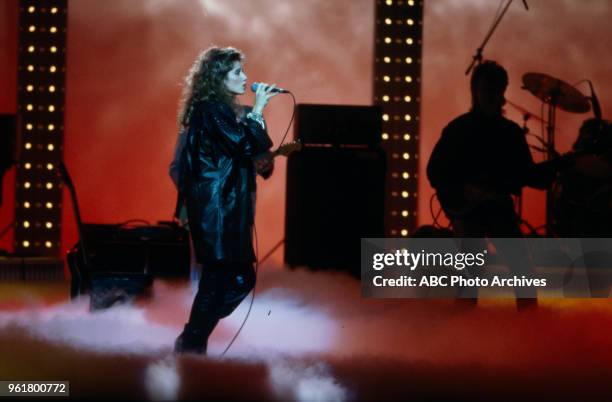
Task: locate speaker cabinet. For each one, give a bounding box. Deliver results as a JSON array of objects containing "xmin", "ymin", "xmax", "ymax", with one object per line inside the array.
[{"xmin": 284, "ymin": 147, "xmax": 386, "ymax": 276}]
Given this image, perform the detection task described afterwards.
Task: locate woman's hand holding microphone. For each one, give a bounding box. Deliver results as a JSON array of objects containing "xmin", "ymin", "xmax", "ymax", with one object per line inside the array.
[
  {"xmin": 252, "ymin": 83, "xmax": 279, "ymax": 115},
  {"xmin": 250, "ymin": 83, "xmax": 278, "ymax": 179}
]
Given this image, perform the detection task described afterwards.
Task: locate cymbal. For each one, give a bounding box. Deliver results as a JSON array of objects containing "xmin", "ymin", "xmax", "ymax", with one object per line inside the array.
[{"xmin": 522, "ymin": 72, "xmax": 591, "ymax": 113}]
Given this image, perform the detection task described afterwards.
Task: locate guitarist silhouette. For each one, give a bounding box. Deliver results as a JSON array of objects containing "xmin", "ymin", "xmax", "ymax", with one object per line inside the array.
[
  {"xmin": 427, "ymin": 61, "xmax": 559, "ymax": 310},
  {"xmin": 428, "ymin": 61, "xmax": 559, "ymax": 234}
]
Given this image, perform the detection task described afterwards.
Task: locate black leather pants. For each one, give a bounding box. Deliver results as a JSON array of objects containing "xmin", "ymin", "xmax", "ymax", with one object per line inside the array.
[{"xmin": 175, "ymin": 261, "xmax": 256, "ymax": 354}]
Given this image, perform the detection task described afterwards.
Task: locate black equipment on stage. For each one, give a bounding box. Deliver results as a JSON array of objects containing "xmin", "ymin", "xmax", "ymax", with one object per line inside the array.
[
  {"xmin": 284, "ymin": 104, "xmax": 386, "ymax": 277},
  {"xmin": 61, "ymin": 162, "xmax": 190, "ymax": 310},
  {"xmin": 67, "ymin": 222, "xmax": 190, "ymax": 309},
  {"xmin": 0, "ymin": 114, "xmax": 17, "ymax": 206},
  {"xmin": 294, "ymin": 104, "xmax": 383, "ymax": 148}
]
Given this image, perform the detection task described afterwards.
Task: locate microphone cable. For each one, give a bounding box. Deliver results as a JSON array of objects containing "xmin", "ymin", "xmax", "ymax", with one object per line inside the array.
[
  {"xmin": 220, "ymin": 228, "xmax": 285, "ymax": 357},
  {"xmin": 278, "ymin": 92, "xmax": 297, "ymax": 146}
]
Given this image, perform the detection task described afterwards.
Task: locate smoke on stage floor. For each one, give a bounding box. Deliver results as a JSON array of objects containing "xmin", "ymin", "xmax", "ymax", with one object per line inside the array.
[{"xmin": 2, "ymin": 267, "xmax": 612, "ymax": 400}]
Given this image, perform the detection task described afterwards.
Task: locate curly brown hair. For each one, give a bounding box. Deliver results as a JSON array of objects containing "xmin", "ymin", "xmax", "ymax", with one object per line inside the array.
[{"xmin": 177, "ymin": 46, "xmax": 244, "ymax": 127}]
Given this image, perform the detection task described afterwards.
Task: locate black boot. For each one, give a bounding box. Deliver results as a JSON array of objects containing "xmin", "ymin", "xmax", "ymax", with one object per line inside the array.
[{"xmin": 174, "ymin": 324, "xmax": 207, "ymax": 355}]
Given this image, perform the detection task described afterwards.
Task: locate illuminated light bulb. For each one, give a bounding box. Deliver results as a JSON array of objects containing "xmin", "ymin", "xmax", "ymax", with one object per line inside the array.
[
  {"xmin": 27, "ymin": 65, "xmax": 34, "ymax": 71},
  {"xmin": 45, "ymin": 241, "xmax": 52, "ymax": 248},
  {"xmin": 404, "ymin": 95, "xmax": 412, "ymax": 102},
  {"xmin": 405, "ymin": 76, "xmax": 412, "ymax": 83},
  {"xmin": 25, "ymin": 143, "xmax": 32, "ymax": 149},
  {"xmin": 46, "ymin": 222, "xmax": 53, "ymax": 229},
  {"xmin": 408, "ymin": 0, "xmax": 415, "ymax": 5},
  {"xmin": 402, "ymin": 210, "xmax": 409, "ymax": 217},
  {"xmin": 401, "ymin": 229, "xmax": 409, "ymax": 237},
  {"xmin": 50, "ymin": 46, "xmax": 57, "ymax": 53},
  {"xmin": 48, "ymin": 124, "xmax": 55, "ymax": 131},
  {"xmin": 383, "ymin": 75, "xmax": 390, "ymax": 82},
  {"xmin": 402, "ymin": 172, "xmax": 410, "ymax": 179},
  {"xmin": 382, "ymin": 114, "xmax": 389, "ymax": 121},
  {"xmin": 24, "ymin": 182, "xmax": 31, "ymax": 189},
  {"xmin": 48, "ymin": 85, "xmax": 56, "ymax": 92},
  {"xmin": 28, "ymin": 25, "xmax": 36, "ymax": 32},
  {"xmin": 405, "ymin": 57, "xmax": 413, "ymax": 64},
  {"xmin": 404, "ymin": 114, "xmax": 412, "ymax": 121},
  {"xmin": 403, "ymin": 153, "xmax": 410, "ymax": 160},
  {"xmin": 48, "ymin": 105, "xmax": 55, "ymax": 112},
  {"xmin": 46, "ymin": 182, "xmax": 53, "ymax": 189},
  {"xmin": 47, "ymin": 143, "xmax": 55, "ymax": 151},
  {"xmin": 385, "ymin": 18, "xmax": 392, "ymax": 25},
  {"xmin": 26, "ymin": 123, "xmax": 33, "ymax": 130},
  {"xmin": 28, "ymin": 6, "xmax": 35, "ymax": 13},
  {"xmin": 406, "ymin": 38, "xmax": 414, "ymax": 45},
  {"xmin": 26, "ymin": 104, "xmax": 33, "ymax": 111},
  {"xmin": 26, "ymin": 85, "xmax": 34, "ymax": 92},
  {"xmin": 386, "ymin": 0, "xmax": 392, "ymax": 5},
  {"xmin": 382, "ymin": 133, "xmax": 389, "ymax": 140},
  {"xmin": 23, "ymin": 221, "xmax": 30, "ymax": 228},
  {"xmin": 49, "ymin": 66, "xmax": 57, "ymax": 73},
  {"xmin": 50, "ymin": 27, "xmax": 57, "ymax": 33},
  {"xmin": 51, "ymin": 7, "xmax": 58, "ymax": 14},
  {"xmin": 404, "ymin": 134, "xmax": 411, "ymax": 140},
  {"xmin": 25, "ymin": 163, "xmax": 32, "ymax": 169},
  {"xmin": 407, "ymin": 19, "xmax": 414, "ymax": 25},
  {"xmin": 23, "ymin": 241, "xmax": 30, "ymax": 248},
  {"xmin": 46, "ymin": 163, "xmax": 54, "ymax": 170},
  {"xmin": 383, "ymin": 57, "xmax": 391, "ymax": 63},
  {"xmin": 382, "ymin": 95, "xmax": 390, "ymax": 102},
  {"xmin": 402, "ymin": 191, "xmax": 409, "ymax": 198},
  {"xmin": 24, "ymin": 201, "xmax": 31, "ymax": 208},
  {"xmin": 45, "ymin": 202, "xmax": 53, "ymax": 209},
  {"xmin": 384, "ymin": 37, "xmax": 391, "ymax": 44},
  {"xmin": 27, "ymin": 45, "xmax": 35, "ymax": 52}
]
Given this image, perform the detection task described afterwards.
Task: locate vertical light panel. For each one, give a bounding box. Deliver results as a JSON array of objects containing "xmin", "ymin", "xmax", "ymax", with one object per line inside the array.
[
  {"xmin": 373, "ymin": 0, "xmax": 422, "ymax": 237},
  {"xmin": 15, "ymin": 1, "xmax": 67, "ymax": 256}
]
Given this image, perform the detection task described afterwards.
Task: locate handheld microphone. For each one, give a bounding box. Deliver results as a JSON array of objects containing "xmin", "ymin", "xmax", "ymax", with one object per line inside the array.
[
  {"xmin": 588, "ymin": 80, "xmax": 602, "ymax": 120},
  {"xmin": 250, "ymin": 82, "xmax": 290, "ymax": 94}
]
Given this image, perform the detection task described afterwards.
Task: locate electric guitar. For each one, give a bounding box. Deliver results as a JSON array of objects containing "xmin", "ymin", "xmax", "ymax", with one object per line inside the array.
[{"xmin": 438, "ymin": 146, "xmax": 606, "ymax": 219}]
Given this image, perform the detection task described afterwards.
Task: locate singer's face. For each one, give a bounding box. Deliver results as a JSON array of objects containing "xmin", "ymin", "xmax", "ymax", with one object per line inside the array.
[{"xmin": 224, "ymin": 61, "xmax": 247, "ymax": 95}]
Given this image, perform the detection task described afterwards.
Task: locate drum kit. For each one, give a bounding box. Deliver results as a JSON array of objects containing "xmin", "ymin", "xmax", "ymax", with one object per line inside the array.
[
  {"xmin": 521, "ymin": 72, "xmax": 611, "ymax": 235},
  {"xmin": 461, "ymin": 0, "xmax": 611, "ymax": 236}
]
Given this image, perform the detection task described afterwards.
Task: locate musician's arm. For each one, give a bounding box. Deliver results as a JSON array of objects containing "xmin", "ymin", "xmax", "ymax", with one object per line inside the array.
[
  {"xmin": 517, "ymin": 130, "xmax": 560, "ymax": 189},
  {"xmin": 255, "ymin": 151, "xmax": 274, "ymax": 179},
  {"xmin": 169, "ymin": 126, "xmax": 188, "ymax": 190},
  {"xmin": 243, "ymin": 106, "xmax": 273, "ymax": 155}
]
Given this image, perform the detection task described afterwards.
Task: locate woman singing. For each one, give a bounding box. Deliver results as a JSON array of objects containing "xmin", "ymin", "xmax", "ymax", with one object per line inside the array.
[{"xmin": 171, "ymin": 46, "xmax": 277, "ymax": 354}]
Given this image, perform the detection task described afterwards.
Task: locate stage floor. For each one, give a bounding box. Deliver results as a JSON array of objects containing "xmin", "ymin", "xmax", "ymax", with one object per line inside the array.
[{"xmin": 1, "ymin": 267, "xmax": 612, "ymax": 401}]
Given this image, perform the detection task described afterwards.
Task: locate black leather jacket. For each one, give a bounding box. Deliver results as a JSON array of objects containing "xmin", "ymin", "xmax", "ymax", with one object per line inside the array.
[{"xmin": 176, "ymin": 99, "xmax": 272, "ymax": 263}]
